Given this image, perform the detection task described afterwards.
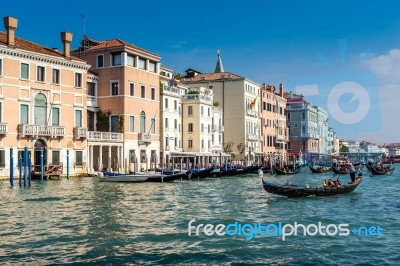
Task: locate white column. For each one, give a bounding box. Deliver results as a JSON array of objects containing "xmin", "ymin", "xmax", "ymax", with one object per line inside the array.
[
  {"xmin": 146, "ymin": 59, "xmax": 149, "ymax": 71},
  {"xmin": 156, "ymin": 62, "xmax": 160, "ymax": 74},
  {"xmin": 99, "ymin": 145, "xmax": 103, "ymax": 171},
  {"xmin": 88, "ymin": 145, "xmax": 92, "ymax": 173},
  {"xmin": 122, "ymin": 52, "xmax": 127, "ymax": 66},
  {"xmin": 108, "ymin": 145, "xmax": 111, "ymax": 171}
]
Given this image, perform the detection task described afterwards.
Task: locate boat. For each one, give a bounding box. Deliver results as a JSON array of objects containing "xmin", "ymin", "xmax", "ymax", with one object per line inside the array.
[
  {"xmin": 155, "ymin": 168, "xmax": 182, "ymax": 175},
  {"xmin": 208, "ymin": 168, "xmax": 238, "ymax": 177},
  {"xmin": 273, "ymin": 166, "xmax": 301, "ymax": 175},
  {"xmin": 262, "ymin": 177, "xmax": 363, "ymax": 197},
  {"xmin": 332, "ymin": 166, "xmax": 349, "ymax": 175},
  {"xmin": 99, "ymin": 171, "xmax": 187, "ymax": 182},
  {"xmin": 370, "ymin": 165, "xmax": 395, "ymax": 175},
  {"xmin": 185, "ymin": 168, "xmax": 215, "ymax": 179},
  {"xmin": 309, "ymin": 166, "xmax": 331, "ymax": 174}
]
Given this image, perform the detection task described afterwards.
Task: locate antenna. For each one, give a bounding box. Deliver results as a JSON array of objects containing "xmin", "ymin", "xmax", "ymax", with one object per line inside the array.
[{"xmin": 80, "ymin": 14, "xmax": 86, "ymax": 35}]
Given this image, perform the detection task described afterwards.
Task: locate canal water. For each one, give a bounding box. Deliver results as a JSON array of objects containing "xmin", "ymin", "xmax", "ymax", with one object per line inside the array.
[{"xmin": 0, "ymin": 165, "xmax": 399, "ymax": 265}]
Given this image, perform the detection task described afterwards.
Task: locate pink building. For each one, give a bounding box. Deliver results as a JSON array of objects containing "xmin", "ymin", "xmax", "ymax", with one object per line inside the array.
[
  {"xmin": 0, "ymin": 16, "xmax": 90, "ymax": 178},
  {"xmin": 71, "ymin": 36, "xmax": 161, "ymax": 172}
]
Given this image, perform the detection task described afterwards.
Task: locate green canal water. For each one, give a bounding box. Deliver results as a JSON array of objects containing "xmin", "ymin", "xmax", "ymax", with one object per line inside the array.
[{"xmin": 0, "ymin": 166, "xmax": 399, "ymax": 265}]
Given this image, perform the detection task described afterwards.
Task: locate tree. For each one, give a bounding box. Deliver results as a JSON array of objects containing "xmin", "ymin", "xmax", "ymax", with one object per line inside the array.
[{"xmin": 339, "ymin": 145, "xmax": 349, "ymax": 153}]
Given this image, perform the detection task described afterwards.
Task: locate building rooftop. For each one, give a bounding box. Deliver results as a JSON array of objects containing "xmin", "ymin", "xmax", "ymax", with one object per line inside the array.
[
  {"xmin": 0, "ymin": 31, "xmax": 85, "ymax": 62},
  {"xmin": 182, "ymin": 71, "xmax": 244, "ymax": 82}
]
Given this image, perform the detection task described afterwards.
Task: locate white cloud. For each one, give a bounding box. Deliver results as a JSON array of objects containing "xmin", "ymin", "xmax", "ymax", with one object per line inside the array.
[{"xmin": 359, "ymin": 49, "xmax": 400, "ymax": 144}]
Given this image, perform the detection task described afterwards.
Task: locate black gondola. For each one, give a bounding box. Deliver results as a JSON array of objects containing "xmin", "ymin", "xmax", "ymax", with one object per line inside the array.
[
  {"xmin": 370, "ymin": 165, "xmax": 395, "ymax": 175},
  {"xmin": 309, "ymin": 166, "xmax": 331, "ymax": 174},
  {"xmin": 185, "ymin": 168, "xmax": 215, "ymax": 179},
  {"xmin": 332, "ymin": 166, "xmax": 349, "ymax": 175},
  {"xmin": 262, "ymin": 177, "xmax": 363, "ymax": 197},
  {"xmin": 273, "ymin": 166, "xmax": 301, "ymax": 175},
  {"xmin": 145, "ymin": 172, "xmax": 187, "ymax": 182}
]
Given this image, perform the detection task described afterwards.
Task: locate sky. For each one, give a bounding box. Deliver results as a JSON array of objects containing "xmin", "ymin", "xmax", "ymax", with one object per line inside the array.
[{"xmin": 2, "ymin": 0, "xmax": 400, "ymax": 145}]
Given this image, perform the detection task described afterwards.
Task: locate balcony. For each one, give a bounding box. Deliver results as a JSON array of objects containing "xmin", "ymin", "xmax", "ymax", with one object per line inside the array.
[
  {"xmin": 74, "ymin": 127, "xmax": 87, "ymax": 139},
  {"xmin": 212, "ymin": 125, "xmax": 218, "ymax": 132},
  {"xmin": 164, "ymin": 146, "xmax": 170, "ymax": 151},
  {"xmin": 163, "ymin": 86, "xmax": 180, "ymax": 96},
  {"xmin": 0, "ymin": 123, "xmax": 7, "ymax": 135},
  {"xmin": 19, "ymin": 124, "xmax": 65, "ymax": 138},
  {"xmin": 246, "ymin": 109, "xmax": 258, "ymax": 117},
  {"xmin": 138, "ymin": 133, "xmax": 152, "ymax": 143},
  {"xmin": 276, "ymin": 134, "xmax": 288, "ymax": 143},
  {"xmin": 87, "ymin": 96, "xmax": 98, "ymax": 107},
  {"xmin": 87, "ymin": 131, "xmax": 123, "ymax": 142},
  {"xmin": 219, "ymin": 126, "xmax": 224, "ymax": 132},
  {"xmin": 182, "ymin": 94, "xmax": 212, "ymax": 104},
  {"xmin": 247, "ymin": 134, "xmax": 261, "ymax": 141}
]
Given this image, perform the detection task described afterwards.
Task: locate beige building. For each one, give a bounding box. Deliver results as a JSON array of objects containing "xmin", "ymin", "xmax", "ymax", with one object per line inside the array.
[
  {"xmin": 260, "ymin": 83, "xmax": 288, "ymax": 160},
  {"xmin": 0, "ymin": 16, "xmax": 90, "ymax": 178},
  {"xmin": 182, "ymin": 66, "xmax": 262, "ymax": 165},
  {"xmin": 71, "ymin": 36, "xmax": 161, "ymax": 172}
]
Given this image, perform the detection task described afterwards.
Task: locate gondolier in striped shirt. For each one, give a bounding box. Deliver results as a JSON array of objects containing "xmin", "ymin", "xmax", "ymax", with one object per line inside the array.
[{"xmin": 347, "ymin": 163, "xmax": 356, "ymax": 183}]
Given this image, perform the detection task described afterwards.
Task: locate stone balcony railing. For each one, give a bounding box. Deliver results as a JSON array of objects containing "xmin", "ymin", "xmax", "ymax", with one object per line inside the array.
[
  {"xmin": 87, "ymin": 131, "xmax": 123, "ymax": 142},
  {"xmin": 138, "ymin": 133, "xmax": 152, "ymax": 143},
  {"xmin": 246, "ymin": 109, "xmax": 259, "ymax": 117},
  {"xmin": 163, "ymin": 86, "xmax": 180, "ymax": 96},
  {"xmin": 182, "ymin": 94, "xmax": 212, "ymax": 104},
  {"xmin": 247, "ymin": 134, "xmax": 261, "ymax": 141},
  {"xmin": 73, "ymin": 127, "xmax": 87, "ymax": 139},
  {"xmin": 19, "ymin": 124, "xmax": 65, "ymax": 138},
  {"xmin": 0, "ymin": 123, "xmax": 7, "ymax": 135},
  {"xmin": 87, "ymin": 96, "xmax": 98, "ymax": 107}
]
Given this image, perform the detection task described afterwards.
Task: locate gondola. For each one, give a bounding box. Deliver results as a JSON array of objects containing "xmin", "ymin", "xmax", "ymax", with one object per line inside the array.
[
  {"xmin": 145, "ymin": 171, "xmax": 187, "ymax": 182},
  {"xmin": 262, "ymin": 177, "xmax": 363, "ymax": 197},
  {"xmin": 332, "ymin": 166, "xmax": 349, "ymax": 175},
  {"xmin": 209, "ymin": 168, "xmax": 238, "ymax": 177},
  {"xmin": 273, "ymin": 166, "xmax": 301, "ymax": 175},
  {"xmin": 309, "ymin": 166, "xmax": 331, "ymax": 173},
  {"xmin": 185, "ymin": 168, "xmax": 215, "ymax": 179},
  {"xmin": 370, "ymin": 165, "xmax": 395, "ymax": 175}
]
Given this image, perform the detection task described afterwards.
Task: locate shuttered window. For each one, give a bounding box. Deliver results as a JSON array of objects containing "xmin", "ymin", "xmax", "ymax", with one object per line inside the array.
[
  {"xmin": 75, "ymin": 110, "xmax": 82, "ymax": 127},
  {"xmin": 34, "ymin": 93, "xmax": 47, "ymax": 125},
  {"xmin": 20, "ymin": 104, "xmax": 29, "ymax": 124},
  {"xmin": 52, "ymin": 107, "xmax": 60, "ymax": 126}
]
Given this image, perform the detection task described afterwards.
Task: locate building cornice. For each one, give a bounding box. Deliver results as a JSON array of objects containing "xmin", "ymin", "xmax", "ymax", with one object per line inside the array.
[{"xmin": 0, "ymin": 46, "xmax": 91, "ymax": 71}]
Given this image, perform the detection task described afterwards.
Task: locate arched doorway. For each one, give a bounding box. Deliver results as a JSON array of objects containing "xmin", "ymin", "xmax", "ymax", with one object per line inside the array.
[{"xmin": 34, "ymin": 139, "xmax": 47, "ymax": 165}]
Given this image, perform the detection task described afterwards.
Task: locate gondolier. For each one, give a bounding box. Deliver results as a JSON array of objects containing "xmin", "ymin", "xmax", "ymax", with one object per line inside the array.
[{"xmin": 347, "ymin": 163, "xmax": 356, "ymax": 183}]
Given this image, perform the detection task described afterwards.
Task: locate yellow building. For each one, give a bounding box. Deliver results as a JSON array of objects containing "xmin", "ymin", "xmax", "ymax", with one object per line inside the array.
[{"xmin": 0, "ymin": 16, "xmax": 90, "ymax": 178}]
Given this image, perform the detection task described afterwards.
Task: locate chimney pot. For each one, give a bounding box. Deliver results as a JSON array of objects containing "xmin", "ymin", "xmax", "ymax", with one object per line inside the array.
[
  {"xmin": 60, "ymin": 32, "xmax": 73, "ymax": 58},
  {"xmin": 3, "ymin": 16, "xmax": 18, "ymax": 47}
]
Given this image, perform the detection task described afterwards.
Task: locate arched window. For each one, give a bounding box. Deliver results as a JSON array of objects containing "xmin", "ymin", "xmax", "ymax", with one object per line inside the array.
[
  {"xmin": 302, "ymin": 112, "xmax": 306, "ymax": 120},
  {"xmin": 140, "ymin": 111, "xmax": 146, "ymax": 133},
  {"xmin": 302, "ymin": 125, "xmax": 306, "ymax": 135},
  {"xmin": 34, "ymin": 93, "xmax": 47, "ymax": 125}
]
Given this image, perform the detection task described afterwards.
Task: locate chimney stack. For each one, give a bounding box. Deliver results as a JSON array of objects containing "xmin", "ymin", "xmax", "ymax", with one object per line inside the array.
[
  {"xmin": 60, "ymin": 32, "xmax": 73, "ymax": 58},
  {"xmin": 3, "ymin": 16, "xmax": 18, "ymax": 47},
  {"xmin": 279, "ymin": 83, "xmax": 284, "ymax": 97}
]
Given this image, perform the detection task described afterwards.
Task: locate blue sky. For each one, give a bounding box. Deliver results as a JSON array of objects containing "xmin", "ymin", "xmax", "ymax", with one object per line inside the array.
[{"xmin": 2, "ymin": 0, "xmax": 400, "ymax": 144}]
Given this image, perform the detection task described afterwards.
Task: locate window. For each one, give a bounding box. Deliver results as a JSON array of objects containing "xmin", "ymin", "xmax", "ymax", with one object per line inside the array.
[
  {"xmin": 201, "ymin": 123, "xmax": 204, "ymax": 133},
  {"xmin": 165, "ymin": 98, "xmax": 169, "ymax": 109},
  {"xmin": 201, "ymin": 106, "xmax": 204, "ymax": 116},
  {"xmin": 37, "ymin": 66, "xmax": 45, "ymax": 82},
  {"xmin": 302, "ymin": 112, "xmax": 306, "ymax": 120},
  {"xmin": 52, "ymin": 69, "xmax": 60, "ymax": 84},
  {"xmin": 0, "ymin": 102, "xmax": 2, "ymax": 122},
  {"xmin": 52, "ymin": 107, "xmax": 60, "ymax": 126},
  {"xmin": 201, "ymin": 139, "xmax": 204, "ymax": 148},
  {"xmin": 141, "ymin": 85, "xmax": 145, "ymax": 98},
  {"xmin": 52, "ymin": 151, "xmax": 60, "ymax": 164},
  {"xmin": 188, "ymin": 123, "xmax": 193, "ymax": 133},
  {"xmin": 174, "ymin": 119, "xmax": 177, "ymax": 129},
  {"xmin": 208, "ymin": 108, "xmax": 210, "ymax": 117},
  {"xmin": 0, "ymin": 150, "xmax": 5, "ymax": 167},
  {"xmin": 0, "ymin": 58, "xmax": 2, "ymax": 76},
  {"xmin": 151, "ymin": 118, "xmax": 155, "ymax": 134},
  {"xmin": 20, "ymin": 104, "xmax": 29, "ymax": 124},
  {"xmin": 138, "ymin": 57, "xmax": 146, "ymax": 70},
  {"xmin": 140, "ymin": 111, "xmax": 146, "ymax": 133},
  {"xmin": 75, "ymin": 73, "xmax": 82, "ymax": 87},
  {"xmin": 129, "ymin": 116, "xmax": 134, "ymax": 132},
  {"xmin": 208, "ymin": 124, "xmax": 210, "ymax": 133},
  {"xmin": 111, "ymin": 53, "xmax": 121, "ymax": 66},
  {"xmin": 165, "ymin": 137, "xmax": 169, "ymax": 147},
  {"xmin": 151, "ymin": 88, "xmax": 155, "ymax": 100},
  {"xmin": 130, "ymin": 83, "xmax": 134, "ymax": 96},
  {"xmin": 34, "ymin": 93, "xmax": 47, "ymax": 125},
  {"xmin": 97, "ymin": 55, "xmax": 104, "ymax": 68},
  {"xmin": 174, "ymin": 100, "xmax": 177, "ymax": 111},
  {"xmin": 75, "ymin": 110, "xmax": 82, "ymax": 127},
  {"xmin": 21, "ymin": 63, "xmax": 29, "ymax": 79},
  {"xmin": 188, "ymin": 139, "xmax": 193, "ymax": 149},
  {"xmin": 87, "ymin": 82, "xmax": 96, "ymax": 96},
  {"xmin": 111, "ymin": 82, "xmax": 119, "ymax": 96},
  {"xmin": 148, "ymin": 61, "xmax": 156, "ymax": 72},
  {"xmin": 110, "ymin": 115, "xmax": 119, "ymax": 132},
  {"xmin": 127, "ymin": 54, "xmax": 135, "ymax": 67},
  {"xmin": 188, "ymin": 106, "xmax": 193, "ymax": 116},
  {"xmin": 75, "ymin": 151, "xmax": 83, "ymax": 166},
  {"xmin": 165, "ymin": 118, "xmax": 169, "ymax": 128},
  {"xmin": 174, "ymin": 138, "xmax": 178, "ymax": 147}
]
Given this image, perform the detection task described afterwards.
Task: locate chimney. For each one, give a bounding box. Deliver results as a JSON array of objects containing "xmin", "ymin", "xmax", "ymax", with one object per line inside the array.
[
  {"xmin": 60, "ymin": 32, "xmax": 73, "ymax": 58},
  {"xmin": 3, "ymin": 16, "xmax": 18, "ymax": 47},
  {"xmin": 279, "ymin": 83, "xmax": 284, "ymax": 97}
]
